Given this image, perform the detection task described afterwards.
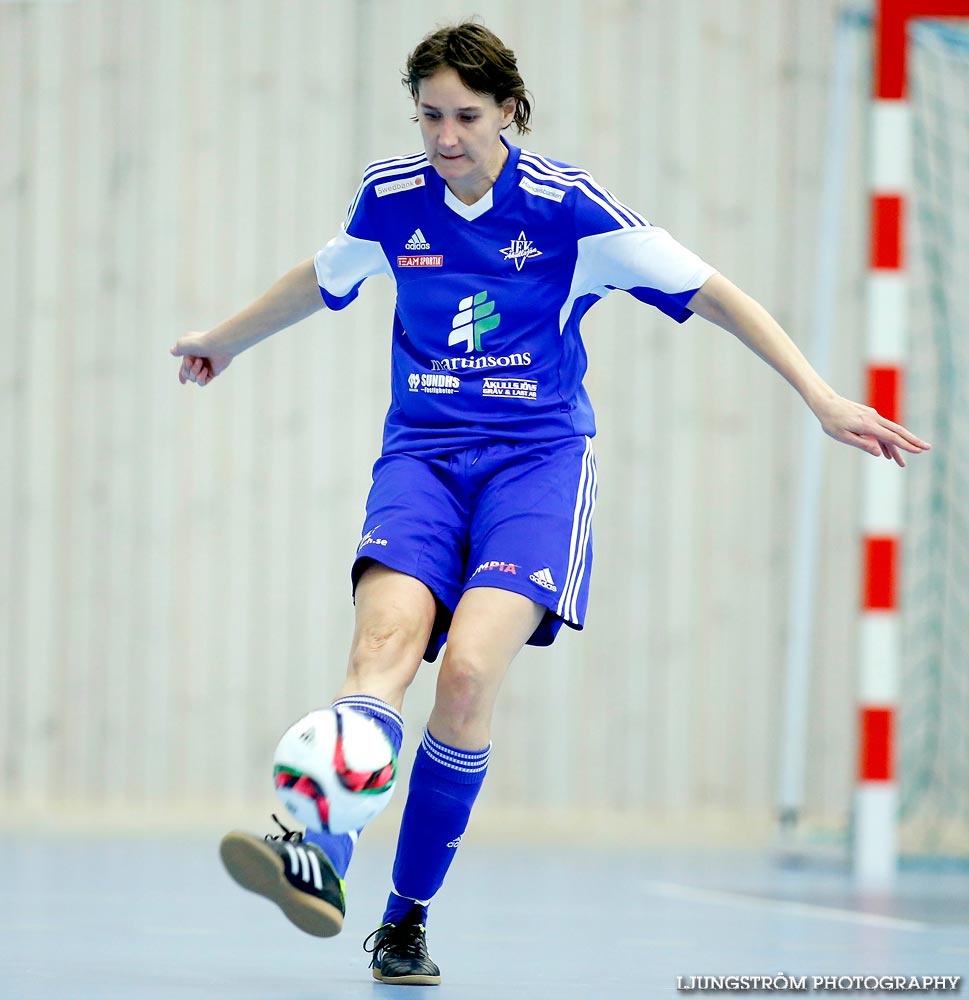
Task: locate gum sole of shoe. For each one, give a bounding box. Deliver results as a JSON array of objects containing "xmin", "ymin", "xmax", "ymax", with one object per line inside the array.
[
  {"xmin": 219, "ymin": 832, "xmax": 343, "ymax": 938},
  {"xmin": 372, "ymin": 969, "xmax": 442, "ymax": 986}
]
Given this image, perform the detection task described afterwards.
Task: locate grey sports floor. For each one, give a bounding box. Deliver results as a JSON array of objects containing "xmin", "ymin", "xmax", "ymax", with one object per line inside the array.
[{"xmin": 4, "ymin": 831, "xmax": 967, "ymax": 999}]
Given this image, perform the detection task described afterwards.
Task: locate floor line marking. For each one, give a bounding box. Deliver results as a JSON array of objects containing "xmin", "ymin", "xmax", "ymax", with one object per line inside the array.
[{"xmin": 641, "ymin": 880, "xmax": 929, "ymax": 932}]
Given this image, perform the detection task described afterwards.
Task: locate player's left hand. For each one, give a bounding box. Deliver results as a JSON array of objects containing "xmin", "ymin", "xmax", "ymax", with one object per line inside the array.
[
  {"xmin": 813, "ymin": 393, "xmax": 931, "ymax": 467},
  {"xmin": 171, "ymin": 333, "xmax": 234, "ymax": 386}
]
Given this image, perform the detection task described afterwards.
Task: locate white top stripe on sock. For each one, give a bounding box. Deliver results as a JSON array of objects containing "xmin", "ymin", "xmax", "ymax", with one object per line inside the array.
[
  {"xmin": 421, "ymin": 735, "xmax": 491, "ymax": 773},
  {"xmin": 422, "ymin": 730, "xmax": 491, "ymax": 760},
  {"xmin": 333, "ymin": 696, "xmax": 404, "ymax": 729},
  {"xmin": 423, "ymin": 745, "xmax": 489, "ymax": 766}
]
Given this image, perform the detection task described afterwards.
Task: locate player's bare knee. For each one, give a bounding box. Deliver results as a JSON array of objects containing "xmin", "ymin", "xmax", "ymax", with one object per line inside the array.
[
  {"xmin": 356, "ymin": 617, "xmax": 407, "ymax": 656},
  {"xmin": 348, "ymin": 622, "xmax": 412, "ymax": 669},
  {"xmin": 434, "ymin": 653, "xmax": 494, "ymax": 738},
  {"xmin": 346, "ymin": 615, "xmax": 424, "ymax": 686}
]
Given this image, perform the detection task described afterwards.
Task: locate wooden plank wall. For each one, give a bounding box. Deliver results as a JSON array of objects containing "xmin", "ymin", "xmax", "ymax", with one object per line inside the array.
[{"xmin": 0, "ymin": 0, "xmax": 871, "ymax": 835}]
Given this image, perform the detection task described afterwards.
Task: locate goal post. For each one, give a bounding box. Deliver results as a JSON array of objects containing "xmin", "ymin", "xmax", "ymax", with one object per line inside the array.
[{"xmin": 855, "ymin": 0, "xmax": 969, "ymax": 887}]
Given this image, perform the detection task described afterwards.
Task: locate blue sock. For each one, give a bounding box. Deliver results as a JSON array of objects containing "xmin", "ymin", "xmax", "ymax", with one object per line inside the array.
[
  {"xmin": 302, "ymin": 695, "xmax": 403, "ymax": 878},
  {"xmin": 382, "ymin": 728, "xmax": 491, "ymax": 925}
]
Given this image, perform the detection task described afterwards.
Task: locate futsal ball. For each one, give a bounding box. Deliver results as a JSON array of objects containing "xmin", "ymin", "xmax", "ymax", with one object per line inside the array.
[{"xmin": 272, "ymin": 707, "xmax": 397, "ymax": 835}]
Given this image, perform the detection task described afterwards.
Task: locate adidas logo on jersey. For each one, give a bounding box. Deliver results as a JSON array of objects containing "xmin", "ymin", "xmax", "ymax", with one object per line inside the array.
[
  {"xmin": 529, "ymin": 567, "xmax": 557, "ymax": 592},
  {"xmin": 405, "ymin": 228, "xmax": 431, "ymax": 250}
]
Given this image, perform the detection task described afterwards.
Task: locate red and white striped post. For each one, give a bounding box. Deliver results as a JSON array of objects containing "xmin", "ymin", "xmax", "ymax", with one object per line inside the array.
[{"xmin": 856, "ymin": 0, "xmax": 969, "ymax": 887}]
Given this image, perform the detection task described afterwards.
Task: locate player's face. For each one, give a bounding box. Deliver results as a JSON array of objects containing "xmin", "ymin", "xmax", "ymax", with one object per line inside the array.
[{"xmin": 415, "ymin": 67, "xmax": 516, "ymax": 200}]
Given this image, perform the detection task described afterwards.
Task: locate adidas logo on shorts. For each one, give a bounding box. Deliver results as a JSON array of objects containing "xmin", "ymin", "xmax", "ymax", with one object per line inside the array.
[
  {"xmin": 529, "ymin": 567, "xmax": 557, "ymax": 592},
  {"xmin": 405, "ymin": 228, "xmax": 431, "ymax": 250}
]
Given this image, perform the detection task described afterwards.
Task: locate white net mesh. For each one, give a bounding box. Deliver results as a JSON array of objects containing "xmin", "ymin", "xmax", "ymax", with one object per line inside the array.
[{"xmin": 902, "ymin": 18, "xmax": 969, "ymax": 857}]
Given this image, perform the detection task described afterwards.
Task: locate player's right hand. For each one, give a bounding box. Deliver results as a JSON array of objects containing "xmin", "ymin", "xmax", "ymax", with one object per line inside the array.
[{"xmin": 171, "ymin": 333, "xmax": 234, "ymax": 386}]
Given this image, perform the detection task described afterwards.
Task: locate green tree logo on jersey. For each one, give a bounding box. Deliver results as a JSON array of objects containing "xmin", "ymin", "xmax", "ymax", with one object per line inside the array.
[{"xmin": 448, "ymin": 291, "xmax": 501, "ymax": 353}]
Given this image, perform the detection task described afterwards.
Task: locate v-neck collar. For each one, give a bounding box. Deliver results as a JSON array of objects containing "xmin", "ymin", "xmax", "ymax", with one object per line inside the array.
[{"xmin": 435, "ymin": 136, "xmax": 520, "ymax": 222}]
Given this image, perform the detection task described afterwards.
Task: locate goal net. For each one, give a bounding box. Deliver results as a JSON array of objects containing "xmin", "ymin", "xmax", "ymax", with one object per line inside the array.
[{"xmin": 901, "ymin": 18, "xmax": 969, "ymax": 857}]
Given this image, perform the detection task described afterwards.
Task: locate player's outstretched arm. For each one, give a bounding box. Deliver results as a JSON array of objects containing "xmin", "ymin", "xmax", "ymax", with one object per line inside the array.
[
  {"xmin": 171, "ymin": 258, "xmax": 324, "ymax": 386},
  {"xmin": 686, "ymin": 273, "xmax": 932, "ymax": 467}
]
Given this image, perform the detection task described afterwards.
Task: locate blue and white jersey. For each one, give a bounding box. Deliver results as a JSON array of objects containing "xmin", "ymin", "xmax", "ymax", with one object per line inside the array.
[{"xmin": 314, "ymin": 138, "xmax": 716, "ymax": 454}]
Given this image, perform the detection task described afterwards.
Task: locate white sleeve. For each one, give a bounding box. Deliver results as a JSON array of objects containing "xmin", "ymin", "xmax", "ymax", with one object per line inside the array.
[
  {"xmin": 570, "ymin": 226, "xmax": 716, "ymax": 322},
  {"xmin": 313, "ymin": 232, "xmax": 392, "ymax": 311}
]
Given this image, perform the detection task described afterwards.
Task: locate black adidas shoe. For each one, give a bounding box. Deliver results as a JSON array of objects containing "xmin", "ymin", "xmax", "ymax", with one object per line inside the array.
[
  {"xmin": 219, "ymin": 814, "xmax": 346, "ymax": 937},
  {"xmin": 363, "ymin": 903, "xmax": 442, "ymax": 986}
]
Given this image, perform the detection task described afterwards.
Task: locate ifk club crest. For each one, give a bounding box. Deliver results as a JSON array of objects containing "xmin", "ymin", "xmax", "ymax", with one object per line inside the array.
[{"xmin": 499, "ymin": 231, "xmax": 542, "ymax": 271}]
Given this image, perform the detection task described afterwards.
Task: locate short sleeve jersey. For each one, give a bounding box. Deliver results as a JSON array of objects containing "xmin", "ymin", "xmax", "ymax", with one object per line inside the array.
[{"xmin": 314, "ymin": 138, "xmax": 716, "ymax": 454}]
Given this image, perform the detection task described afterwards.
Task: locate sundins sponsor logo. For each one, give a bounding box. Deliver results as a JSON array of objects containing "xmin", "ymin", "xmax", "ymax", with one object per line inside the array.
[
  {"xmin": 430, "ymin": 292, "xmax": 532, "ymax": 372},
  {"xmin": 408, "ymin": 372, "xmax": 459, "ymax": 395}
]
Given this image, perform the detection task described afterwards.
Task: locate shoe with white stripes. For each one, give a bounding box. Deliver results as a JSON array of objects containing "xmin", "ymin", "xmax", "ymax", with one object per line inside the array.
[{"xmin": 219, "ymin": 815, "xmax": 345, "ymax": 937}]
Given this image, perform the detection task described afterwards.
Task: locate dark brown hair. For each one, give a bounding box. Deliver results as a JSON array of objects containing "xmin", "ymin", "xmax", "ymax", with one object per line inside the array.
[{"xmin": 403, "ymin": 21, "xmax": 533, "ymax": 134}]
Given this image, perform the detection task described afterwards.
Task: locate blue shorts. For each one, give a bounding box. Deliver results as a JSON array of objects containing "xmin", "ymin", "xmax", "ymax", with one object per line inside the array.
[{"xmin": 351, "ymin": 436, "xmax": 598, "ymax": 661}]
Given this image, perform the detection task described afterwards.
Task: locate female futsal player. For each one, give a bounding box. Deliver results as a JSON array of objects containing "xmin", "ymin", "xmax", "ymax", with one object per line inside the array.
[{"xmin": 172, "ymin": 21, "xmax": 930, "ymax": 986}]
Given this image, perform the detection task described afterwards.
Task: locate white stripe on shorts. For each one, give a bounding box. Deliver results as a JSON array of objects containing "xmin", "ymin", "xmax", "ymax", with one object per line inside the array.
[{"xmin": 557, "ymin": 437, "xmax": 597, "ymax": 622}]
